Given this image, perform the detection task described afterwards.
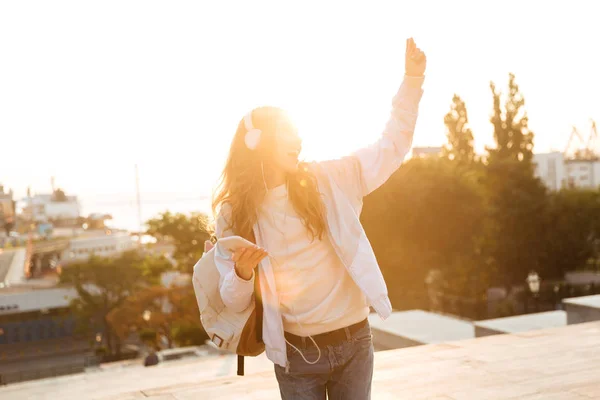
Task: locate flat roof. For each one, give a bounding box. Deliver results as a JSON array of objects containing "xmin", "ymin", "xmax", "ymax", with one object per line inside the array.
[
  {"xmin": 475, "ymin": 310, "xmax": 566, "ymax": 333},
  {"xmin": 0, "ymin": 286, "xmax": 77, "ymax": 314},
  {"xmin": 2, "ymin": 248, "xmax": 27, "ymax": 286},
  {"xmin": 563, "ymin": 294, "xmax": 600, "ymax": 308},
  {"xmin": 0, "ymin": 250, "xmax": 16, "ymax": 282},
  {"xmin": 368, "ymin": 309, "xmax": 474, "ymax": 344}
]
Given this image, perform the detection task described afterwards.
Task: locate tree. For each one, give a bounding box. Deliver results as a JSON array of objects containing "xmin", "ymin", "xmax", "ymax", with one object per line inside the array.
[
  {"xmin": 146, "ymin": 212, "xmax": 211, "ymax": 271},
  {"xmin": 442, "ymin": 94, "xmax": 476, "ymax": 166},
  {"xmin": 362, "ymin": 157, "xmax": 486, "ymax": 312},
  {"xmin": 486, "ymin": 73, "xmax": 534, "ymax": 165},
  {"xmin": 482, "ymin": 72, "xmax": 547, "ymax": 289},
  {"xmin": 52, "ymin": 188, "xmax": 68, "ymax": 202},
  {"xmin": 482, "ymin": 159, "xmax": 548, "ymax": 288},
  {"xmin": 107, "ymin": 284, "xmax": 208, "ymax": 349},
  {"xmin": 541, "ymin": 189, "xmax": 600, "ymax": 280},
  {"xmin": 59, "ymin": 251, "xmax": 173, "ymax": 356}
]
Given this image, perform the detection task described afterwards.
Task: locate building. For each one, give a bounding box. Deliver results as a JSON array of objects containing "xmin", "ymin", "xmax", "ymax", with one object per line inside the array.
[
  {"xmin": 60, "ymin": 231, "xmax": 136, "ymax": 264},
  {"xmin": 0, "ymin": 286, "xmax": 79, "ymax": 344},
  {"xmin": 534, "ymin": 121, "xmax": 600, "ymax": 189},
  {"xmin": 0, "ymin": 231, "xmax": 136, "ymax": 347},
  {"xmin": 564, "ymin": 158, "xmax": 600, "ymax": 189},
  {"xmin": 533, "ymin": 152, "xmax": 567, "ymax": 190},
  {"xmin": 19, "ymin": 191, "xmax": 80, "ymax": 225},
  {"xmin": 533, "ymin": 151, "xmax": 600, "ymax": 190},
  {"xmin": 0, "ymin": 248, "xmax": 79, "ymax": 346},
  {"xmin": 0, "ymin": 185, "xmax": 15, "ymax": 235}
]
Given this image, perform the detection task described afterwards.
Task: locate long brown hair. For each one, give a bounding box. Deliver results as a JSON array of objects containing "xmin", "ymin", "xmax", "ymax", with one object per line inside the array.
[{"xmin": 212, "ymin": 107, "xmax": 326, "ymax": 242}]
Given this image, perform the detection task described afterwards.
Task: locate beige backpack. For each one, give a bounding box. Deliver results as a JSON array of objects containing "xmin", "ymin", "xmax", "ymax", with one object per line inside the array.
[{"xmin": 192, "ymin": 236, "xmax": 264, "ymax": 375}]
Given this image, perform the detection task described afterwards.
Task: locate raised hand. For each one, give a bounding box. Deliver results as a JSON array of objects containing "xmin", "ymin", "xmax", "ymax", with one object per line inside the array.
[{"xmin": 405, "ymin": 38, "xmax": 426, "ymax": 77}]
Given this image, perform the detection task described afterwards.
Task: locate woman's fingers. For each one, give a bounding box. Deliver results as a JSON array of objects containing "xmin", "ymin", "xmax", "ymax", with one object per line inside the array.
[
  {"xmin": 249, "ymin": 248, "xmax": 269, "ymax": 265},
  {"xmin": 234, "ymin": 246, "xmax": 267, "ymax": 267},
  {"xmin": 232, "ymin": 247, "xmax": 246, "ymax": 262},
  {"xmin": 245, "ymin": 247, "xmax": 267, "ymax": 265}
]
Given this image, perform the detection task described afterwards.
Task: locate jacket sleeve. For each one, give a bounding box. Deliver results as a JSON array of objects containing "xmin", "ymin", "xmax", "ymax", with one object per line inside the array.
[
  {"xmin": 214, "ymin": 204, "xmax": 255, "ymax": 313},
  {"xmin": 317, "ymin": 75, "xmax": 425, "ymax": 200}
]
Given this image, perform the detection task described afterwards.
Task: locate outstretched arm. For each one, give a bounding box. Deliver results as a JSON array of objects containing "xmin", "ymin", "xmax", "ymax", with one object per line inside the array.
[{"xmin": 317, "ymin": 38, "xmax": 426, "ymax": 199}]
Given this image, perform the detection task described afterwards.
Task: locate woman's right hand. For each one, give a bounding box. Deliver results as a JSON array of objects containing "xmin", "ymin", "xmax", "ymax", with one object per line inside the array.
[{"xmin": 232, "ymin": 246, "xmax": 268, "ymax": 281}]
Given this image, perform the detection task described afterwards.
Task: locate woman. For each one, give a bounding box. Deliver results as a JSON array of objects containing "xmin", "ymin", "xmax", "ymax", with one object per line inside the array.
[{"xmin": 212, "ymin": 38, "xmax": 426, "ymax": 399}]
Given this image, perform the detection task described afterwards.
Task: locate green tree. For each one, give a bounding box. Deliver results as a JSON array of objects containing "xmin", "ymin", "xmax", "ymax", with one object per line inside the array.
[
  {"xmin": 486, "ymin": 73, "xmax": 534, "ymax": 165},
  {"xmin": 442, "ymin": 94, "xmax": 476, "ymax": 166},
  {"xmin": 541, "ymin": 189, "xmax": 600, "ymax": 279},
  {"xmin": 52, "ymin": 188, "xmax": 68, "ymax": 202},
  {"xmin": 482, "ymin": 159, "xmax": 548, "ymax": 288},
  {"xmin": 107, "ymin": 284, "xmax": 208, "ymax": 350},
  {"xmin": 362, "ymin": 157, "xmax": 486, "ymax": 312},
  {"xmin": 59, "ymin": 251, "xmax": 172, "ymax": 355},
  {"xmin": 169, "ymin": 283, "xmax": 210, "ymax": 347},
  {"xmin": 146, "ymin": 211, "xmax": 211, "ymax": 271},
  {"xmin": 482, "ymin": 72, "xmax": 547, "ymax": 289}
]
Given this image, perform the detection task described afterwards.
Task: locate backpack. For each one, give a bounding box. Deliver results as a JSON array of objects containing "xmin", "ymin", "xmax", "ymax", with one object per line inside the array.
[{"xmin": 192, "ymin": 236, "xmax": 264, "ymax": 376}]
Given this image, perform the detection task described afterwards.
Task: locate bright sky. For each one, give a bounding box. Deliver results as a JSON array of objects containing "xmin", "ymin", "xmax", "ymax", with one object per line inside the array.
[{"xmin": 1, "ymin": 0, "xmax": 599, "ymax": 206}]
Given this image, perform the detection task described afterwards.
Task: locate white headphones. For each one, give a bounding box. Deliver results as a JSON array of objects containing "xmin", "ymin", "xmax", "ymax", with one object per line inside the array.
[{"xmin": 244, "ymin": 110, "xmax": 262, "ymax": 150}]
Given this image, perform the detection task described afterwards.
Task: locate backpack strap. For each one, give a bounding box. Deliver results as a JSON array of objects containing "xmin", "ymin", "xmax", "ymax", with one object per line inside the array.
[
  {"xmin": 236, "ymin": 229, "xmax": 264, "ymax": 377},
  {"xmin": 237, "ymin": 355, "xmax": 245, "ymax": 376},
  {"xmin": 237, "ymin": 265, "xmax": 263, "ymax": 377},
  {"xmin": 250, "ymin": 225, "xmax": 264, "ymax": 344},
  {"xmin": 254, "ymin": 265, "xmax": 263, "ymax": 343}
]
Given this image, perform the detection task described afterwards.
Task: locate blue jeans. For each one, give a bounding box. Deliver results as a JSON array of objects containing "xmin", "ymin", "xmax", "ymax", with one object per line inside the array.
[{"xmin": 274, "ymin": 322, "xmax": 374, "ymax": 400}]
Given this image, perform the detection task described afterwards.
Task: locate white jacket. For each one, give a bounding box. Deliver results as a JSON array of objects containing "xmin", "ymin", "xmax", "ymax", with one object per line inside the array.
[{"xmin": 216, "ymin": 75, "xmax": 425, "ymax": 368}]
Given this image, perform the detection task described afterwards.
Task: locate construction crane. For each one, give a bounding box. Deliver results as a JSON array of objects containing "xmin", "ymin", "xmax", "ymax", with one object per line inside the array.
[{"xmin": 564, "ymin": 119, "xmax": 599, "ymax": 160}]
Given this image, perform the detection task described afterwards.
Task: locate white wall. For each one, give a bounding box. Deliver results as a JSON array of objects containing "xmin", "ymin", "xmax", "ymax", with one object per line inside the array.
[
  {"xmin": 565, "ymin": 160, "xmax": 595, "ymax": 188},
  {"xmin": 533, "ymin": 152, "xmax": 567, "ymax": 191},
  {"xmin": 593, "ymin": 162, "xmax": 600, "ymax": 188},
  {"xmin": 533, "ymin": 152, "xmax": 600, "ymax": 190},
  {"xmin": 0, "ymin": 287, "xmax": 78, "ymax": 315},
  {"xmin": 4, "ymin": 248, "xmax": 26, "ymax": 285},
  {"xmin": 44, "ymin": 200, "xmax": 80, "ymax": 220},
  {"xmin": 19, "ymin": 194, "xmax": 80, "ymax": 222},
  {"xmin": 61, "ymin": 233, "xmax": 135, "ymax": 263}
]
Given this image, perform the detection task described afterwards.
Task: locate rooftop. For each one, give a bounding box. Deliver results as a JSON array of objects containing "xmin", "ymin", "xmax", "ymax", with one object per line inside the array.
[
  {"xmin": 369, "ymin": 310, "xmax": 475, "ymax": 345},
  {"xmin": 0, "ymin": 250, "xmax": 16, "ymax": 283},
  {"xmin": 475, "ymin": 310, "xmax": 567, "ymax": 335},
  {"xmin": 2, "ymin": 321, "xmax": 599, "ymax": 399},
  {"xmin": 563, "ymin": 294, "xmax": 600, "ymax": 308}
]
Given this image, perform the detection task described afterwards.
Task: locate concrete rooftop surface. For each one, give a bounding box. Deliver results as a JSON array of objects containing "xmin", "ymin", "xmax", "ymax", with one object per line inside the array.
[{"xmin": 2, "ymin": 322, "xmax": 600, "ymax": 399}]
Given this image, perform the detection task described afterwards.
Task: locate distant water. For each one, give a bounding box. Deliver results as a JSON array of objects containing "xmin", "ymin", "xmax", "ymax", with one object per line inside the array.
[{"xmin": 79, "ymin": 192, "xmax": 212, "ymax": 232}]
